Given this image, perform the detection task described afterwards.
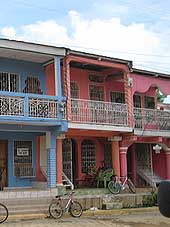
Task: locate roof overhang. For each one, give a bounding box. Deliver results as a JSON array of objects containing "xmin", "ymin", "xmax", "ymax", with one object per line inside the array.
[{"xmin": 0, "ymin": 39, "xmax": 66, "ymax": 64}]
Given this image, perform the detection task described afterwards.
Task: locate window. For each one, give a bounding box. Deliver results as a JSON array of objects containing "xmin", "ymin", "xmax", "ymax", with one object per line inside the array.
[
  {"xmin": 133, "ymin": 95, "xmax": 142, "ymax": 108},
  {"xmin": 81, "ymin": 140, "xmax": 96, "ymax": 173},
  {"xmin": 144, "ymin": 96, "xmax": 155, "ymax": 109},
  {"xmin": 23, "ymin": 76, "xmax": 43, "ymax": 94},
  {"xmin": 110, "ymin": 91, "xmax": 125, "ymax": 103},
  {"xmin": 0, "ymin": 72, "xmax": 19, "ymax": 92},
  {"xmin": 90, "ymin": 85, "xmax": 104, "ymax": 101},
  {"xmin": 14, "ymin": 141, "xmax": 34, "ymax": 177},
  {"xmin": 70, "ymin": 81, "xmax": 79, "ymax": 98}
]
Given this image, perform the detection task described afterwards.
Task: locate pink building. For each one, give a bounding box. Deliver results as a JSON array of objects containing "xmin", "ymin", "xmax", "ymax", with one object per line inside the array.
[{"xmin": 37, "ymin": 49, "xmax": 170, "ymax": 189}]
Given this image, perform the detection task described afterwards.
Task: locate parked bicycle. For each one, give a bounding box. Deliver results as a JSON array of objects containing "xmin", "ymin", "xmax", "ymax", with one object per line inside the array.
[
  {"xmin": 108, "ymin": 176, "xmax": 136, "ymax": 194},
  {"xmin": 0, "ymin": 203, "xmax": 8, "ymax": 223},
  {"xmin": 0, "ymin": 168, "xmax": 8, "ymax": 223},
  {"xmin": 49, "ymin": 191, "xmax": 83, "ymax": 219}
]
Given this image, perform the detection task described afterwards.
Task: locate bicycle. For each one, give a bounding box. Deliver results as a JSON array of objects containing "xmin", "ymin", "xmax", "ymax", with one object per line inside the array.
[
  {"xmin": 0, "ymin": 168, "xmax": 8, "ymax": 223},
  {"xmin": 49, "ymin": 191, "xmax": 83, "ymax": 219},
  {"xmin": 108, "ymin": 175, "xmax": 136, "ymax": 194},
  {"xmin": 0, "ymin": 203, "xmax": 8, "ymax": 223}
]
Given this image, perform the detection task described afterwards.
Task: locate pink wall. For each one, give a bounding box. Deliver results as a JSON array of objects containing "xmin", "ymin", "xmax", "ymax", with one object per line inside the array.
[
  {"xmin": 152, "ymin": 151, "xmax": 166, "ymax": 179},
  {"xmin": 132, "ymin": 73, "xmax": 170, "ymax": 95},
  {"xmin": 45, "ymin": 64, "xmax": 55, "ymax": 96},
  {"xmin": 71, "ymin": 136, "xmax": 104, "ymax": 178},
  {"xmin": 70, "ymin": 67, "xmax": 124, "ymax": 101}
]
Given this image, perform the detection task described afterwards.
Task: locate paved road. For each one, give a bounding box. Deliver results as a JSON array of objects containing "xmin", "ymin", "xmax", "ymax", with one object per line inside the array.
[{"xmin": 3, "ymin": 211, "xmax": 170, "ymax": 227}]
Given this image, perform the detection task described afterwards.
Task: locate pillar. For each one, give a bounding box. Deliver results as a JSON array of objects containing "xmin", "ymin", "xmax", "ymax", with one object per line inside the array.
[
  {"xmin": 124, "ymin": 72, "xmax": 133, "ymax": 127},
  {"xmin": 77, "ymin": 138, "xmax": 82, "ymax": 178},
  {"xmin": 111, "ymin": 141, "xmax": 120, "ymax": 177},
  {"xmin": 56, "ymin": 138, "xmax": 63, "ymax": 185},
  {"xmin": 165, "ymin": 152, "xmax": 170, "ymax": 179},
  {"xmin": 131, "ymin": 145, "xmax": 137, "ymax": 185},
  {"xmin": 120, "ymin": 147, "xmax": 128, "ymax": 177},
  {"xmin": 63, "ymin": 57, "xmax": 71, "ymax": 120},
  {"xmin": 46, "ymin": 131, "xmax": 57, "ymax": 188}
]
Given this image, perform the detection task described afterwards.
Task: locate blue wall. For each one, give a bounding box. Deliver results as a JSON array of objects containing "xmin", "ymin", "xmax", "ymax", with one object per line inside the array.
[
  {"xmin": 0, "ymin": 57, "xmax": 46, "ymax": 94},
  {"xmin": 0, "ymin": 132, "xmax": 37, "ymax": 187}
]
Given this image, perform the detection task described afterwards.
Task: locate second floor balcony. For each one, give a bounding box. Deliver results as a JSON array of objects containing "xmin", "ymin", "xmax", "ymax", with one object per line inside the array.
[
  {"xmin": 0, "ymin": 92, "xmax": 66, "ymax": 125},
  {"xmin": 70, "ymin": 99, "xmax": 170, "ymax": 135},
  {"xmin": 71, "ymin": 98, "xmax": 128, "ymax": 127},
  {"xmin": 134, "ymin": 107, "xmax": 170, "ymax": 134}
]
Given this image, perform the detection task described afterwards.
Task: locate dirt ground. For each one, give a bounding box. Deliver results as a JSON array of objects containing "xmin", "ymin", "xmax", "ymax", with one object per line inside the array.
[{"xmin": 3, "ymin": 210, "xmax": 170, "ymax": 227}]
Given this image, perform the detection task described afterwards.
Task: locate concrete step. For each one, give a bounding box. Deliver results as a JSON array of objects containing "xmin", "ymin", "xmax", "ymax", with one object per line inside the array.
[{"xmin": 102, "ymin": 202, "xmax": 123, "ymax": 210}]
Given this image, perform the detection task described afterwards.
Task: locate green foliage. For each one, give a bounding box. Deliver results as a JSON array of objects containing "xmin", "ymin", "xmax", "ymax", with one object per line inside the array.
[
  {"xmin": 157, "ymin": 89, "xmax": 167, "ymax": 103},
  {"xmin": 142, "ymin": 191, "xmax": 158, "ymax": 207}
]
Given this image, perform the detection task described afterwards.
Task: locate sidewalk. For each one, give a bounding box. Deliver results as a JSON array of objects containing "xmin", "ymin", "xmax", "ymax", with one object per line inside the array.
[{"xmin": 7, "ymin": 206, "xmax": 159, "ymax": 221}]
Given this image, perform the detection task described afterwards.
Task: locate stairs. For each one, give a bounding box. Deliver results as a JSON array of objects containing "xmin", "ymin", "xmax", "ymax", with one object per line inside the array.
[
  {"xmin": 62, "ymin": 172, "xmax": 74, "ymax": 190},
  {"xmin": 137, "ymin": 167, "xmax": 162, "ymax": 188}
]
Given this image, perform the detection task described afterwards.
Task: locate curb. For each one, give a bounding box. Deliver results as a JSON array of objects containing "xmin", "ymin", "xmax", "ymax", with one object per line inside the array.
[{"xmin": 7, "ymin": 206, "xmax": 159, "ymax": 221}]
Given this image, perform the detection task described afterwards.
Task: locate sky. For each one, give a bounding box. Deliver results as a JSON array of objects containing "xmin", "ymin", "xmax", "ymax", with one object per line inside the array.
[{"xmin": 1, "ymin": 0, "xmax": 170, "ymax": 101}]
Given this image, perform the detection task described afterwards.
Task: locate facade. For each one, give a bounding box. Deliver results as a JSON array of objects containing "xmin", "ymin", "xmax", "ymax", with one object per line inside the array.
[
  {"xmin": 1, "ymin": 38, "xmax": 170, "ymax": 190},
  {"xmin": 0, "ymin": 39, "xmax": 67, "ymax": 189},
  {"xmin": 59, "ymin": 50, "xmax": 170, "ymax": 188}
]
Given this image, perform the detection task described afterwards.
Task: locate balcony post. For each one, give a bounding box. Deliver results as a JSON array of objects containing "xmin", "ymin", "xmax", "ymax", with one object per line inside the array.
[
  {"xmin": 63, "ymin": 57, "xmax": 71, "ymax": 120},
  {"xmin": 46, "ymin": 131, "xmax": 57, "ymax": 188},
  {"xmin": 25, "ymin": 95, "xmax": 29, "ymax": 118},
  {"xmin": 54, "ymin": 56, "xmax": 62, "ymax": 98},
  {"xmin": 124, "ymin": 72, "xmax": 133, "ymax": 127}
]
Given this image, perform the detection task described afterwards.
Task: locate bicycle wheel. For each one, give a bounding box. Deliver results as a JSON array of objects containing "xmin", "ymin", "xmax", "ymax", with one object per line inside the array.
[
  {"xmin": 127, "ymin": 179, "xmax": 136, "ymax": 193},
  {"xmin": 0, "ymin": 203, "xmax": 8, "ymax": 223},
  {"xmin": 49, "ymin": 201, "xmax": 63, "ymax": 219},
  {"xmin": 69, "ymin": 201, "xmax": 83, "ymax": 217},
  {"xmin": 108, "ymin": 181, "xmax": 121, "ymax": 194}
]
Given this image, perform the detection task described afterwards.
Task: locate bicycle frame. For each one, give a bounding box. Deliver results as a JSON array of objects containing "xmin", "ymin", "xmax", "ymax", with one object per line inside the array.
[
  {"xmin": 63, "ymin": 192, "xmax": 74, "ymax": 212},
  {"xmin": 116, "ymin": 176, "xmax": 128, "ymax": 190}
]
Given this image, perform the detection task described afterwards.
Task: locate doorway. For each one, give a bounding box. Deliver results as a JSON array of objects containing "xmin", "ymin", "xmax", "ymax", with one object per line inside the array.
[
  {"xmin": 62, "ymin": 138, "xmax": 77, "ymax": 184},
  {"xmin": 0, "ymin": 140, "xmax": 8, "ymax": 187}
]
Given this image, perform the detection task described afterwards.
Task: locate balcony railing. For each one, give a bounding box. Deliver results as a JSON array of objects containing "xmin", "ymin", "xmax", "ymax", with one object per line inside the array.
[
  {"xmin": 71, "ymin": 98, "xmax": 128, "ymax": 126},
  {"xmin": 0, "ymin": 92, "xmax": 66, "ymax": 120},
  {"xmin": 134, "ymin": 107, "xmax": 170, "ymax": 131}
]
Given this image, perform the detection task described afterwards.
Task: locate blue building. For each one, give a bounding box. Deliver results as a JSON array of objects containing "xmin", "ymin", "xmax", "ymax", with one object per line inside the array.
[{"xmin": 0, "ymin": 39, "xmax": 67, "ymax": 189}]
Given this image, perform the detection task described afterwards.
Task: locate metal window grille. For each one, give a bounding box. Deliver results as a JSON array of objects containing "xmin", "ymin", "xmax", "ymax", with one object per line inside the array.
[
  {"xmin": 144, "ymin": 96, "xmax": 155, "ymax": 109},
  {"xmin": 70, "ymin": 81, "xmax": 79, "ymax": 99},
  {"xmin": 0, "ymin": 72, "xmax": 19, "ymax": 92},
  {"xmin": 81, "ymin": 140, "xmax": 96, "ymax": 173},
  {"xmin": 14, "ymin": 141, "xmax": 34, "ymax": 177},
  {"xmin": 110, "ymin": 91, "xmax": 125, "ymax": 103},
  {"xmin": 89, "ymin": 85, "xmax": 104, "ymax": 101},
  {"xmin": 133, "ymin": 95, "xmax": 142, "ymax": 108}
]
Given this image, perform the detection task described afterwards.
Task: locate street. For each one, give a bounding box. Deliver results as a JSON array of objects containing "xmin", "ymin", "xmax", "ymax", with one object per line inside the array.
[{"xmin": 2, "ymin": 210, "xmax": 170, "ymax": 227}]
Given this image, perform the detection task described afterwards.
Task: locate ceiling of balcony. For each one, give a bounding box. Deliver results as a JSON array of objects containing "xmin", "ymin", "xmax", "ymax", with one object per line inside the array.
[{"xmin": 0, "ymin": 47, "xmax": 54, "ymax": 64}]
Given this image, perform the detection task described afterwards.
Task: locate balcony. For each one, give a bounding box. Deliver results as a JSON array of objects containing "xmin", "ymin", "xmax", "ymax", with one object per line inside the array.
[
  {"xmin": 0, "ymin": 92, "xmax": 66, "ymax": 124},
  {"xmin": 134, "ymin": 107, "xmax": 170, "ymax": 133},
  {"xmin": 71, "ymin": 98, "xmax": 128, "ymax": 127}
]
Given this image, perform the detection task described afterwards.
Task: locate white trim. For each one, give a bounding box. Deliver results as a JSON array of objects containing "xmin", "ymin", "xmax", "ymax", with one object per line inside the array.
[
  {"xmin": 68, "ymin": 122, "xmax": 133, "ymax": 132},
  {"xmin": 134, "ymin": 129, "xmax": 170, "ymax": 137},
  {"xmin": 0, "ymin": 39, "xmax": 65, "ymax": 56}
]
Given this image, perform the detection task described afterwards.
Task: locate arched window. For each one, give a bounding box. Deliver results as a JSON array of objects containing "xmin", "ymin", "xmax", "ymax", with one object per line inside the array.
[{"xmin": 81, "ymin": 140, "xmax": 96, "ymax": 173}]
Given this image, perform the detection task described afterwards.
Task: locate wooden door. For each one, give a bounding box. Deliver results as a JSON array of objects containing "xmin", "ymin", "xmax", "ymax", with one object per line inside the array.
[{"xmin": 0, "ymin": 141, "xmax": 7, "ymax": 187}]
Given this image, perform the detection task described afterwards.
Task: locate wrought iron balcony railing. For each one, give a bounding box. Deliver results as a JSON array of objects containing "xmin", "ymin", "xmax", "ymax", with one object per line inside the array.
[
  {"xmin": 71, "ymin": 98, "xmax": 128, "ymax": 126},
  {"xmin": 134, "ymin": 107, "xmax": 170, "ymax": 131},
  {"xmin": 0, "ymin": 92, "xmax": 66, "ymax": 120}
]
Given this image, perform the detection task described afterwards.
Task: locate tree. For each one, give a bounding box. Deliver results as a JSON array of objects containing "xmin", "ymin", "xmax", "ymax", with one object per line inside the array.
[{"xmin": 157, "ymin": 89, "xmax": 167, "ymax": 103}]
